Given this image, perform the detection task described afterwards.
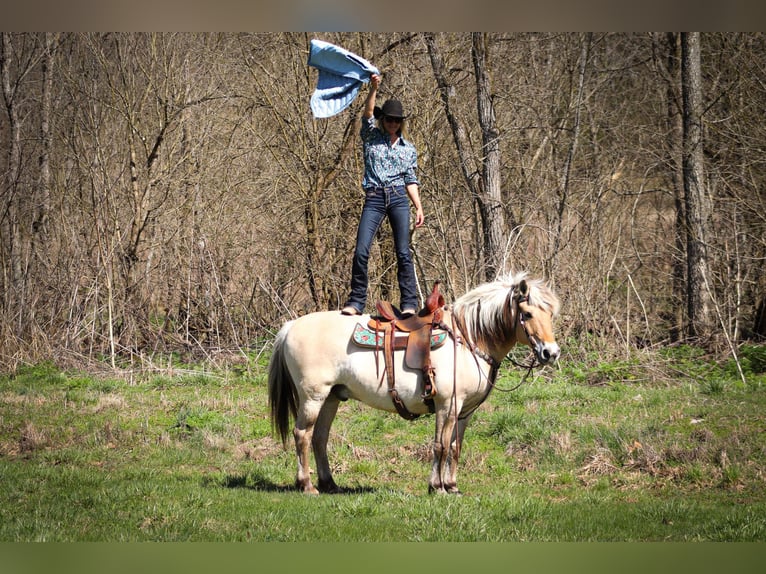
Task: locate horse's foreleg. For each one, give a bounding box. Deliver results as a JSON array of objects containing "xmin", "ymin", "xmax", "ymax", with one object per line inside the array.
[
  {"xmin": 428, "ymin": 436, "xmax": 445, "ymax": 493},
  {"xmin": 313, "ymin": 395, "xmax": 340, "ymax": 493},
  {"xmin": 293, "ymin": 400, "xmax": 322, "ymax": 494}
]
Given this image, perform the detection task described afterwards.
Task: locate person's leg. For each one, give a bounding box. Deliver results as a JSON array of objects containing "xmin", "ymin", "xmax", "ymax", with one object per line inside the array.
[
  {"xmin": 344, "ymin": 189, "xmax": 386, "ymax": 313},
  {"xmin": 388, "ymin": 188, "xmax": 419, "ymax": 313}
]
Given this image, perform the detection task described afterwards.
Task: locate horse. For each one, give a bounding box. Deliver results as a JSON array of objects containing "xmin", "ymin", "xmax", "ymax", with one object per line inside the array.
[{"xmin": 267, "ymin": 271, "xmax": 561, "ymax": 494}]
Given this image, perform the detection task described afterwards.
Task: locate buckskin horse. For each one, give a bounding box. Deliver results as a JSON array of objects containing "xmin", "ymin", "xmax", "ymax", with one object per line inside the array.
[{"xmin": 268, "ymin": 271, "xmax": 560, "ymax": 494}]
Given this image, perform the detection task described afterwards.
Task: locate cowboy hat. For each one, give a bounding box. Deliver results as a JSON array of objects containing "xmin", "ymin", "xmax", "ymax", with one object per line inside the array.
[{"xmin": 373, "ymin": 99, "xmax": 407, "ymax": 119}]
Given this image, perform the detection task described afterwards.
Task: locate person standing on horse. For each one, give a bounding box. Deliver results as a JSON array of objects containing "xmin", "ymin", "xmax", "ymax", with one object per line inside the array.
[{"xmin": 341, "ymin": 73, "xmax": 425, "ymax": 317}]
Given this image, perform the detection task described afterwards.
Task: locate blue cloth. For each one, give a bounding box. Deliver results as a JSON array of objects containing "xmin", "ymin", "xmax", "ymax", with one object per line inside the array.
[
  {"xmin": 308, "ymin": 39, "xmax": 379, "ymax": 118},
  {"xmin": 360, "ymin": 115, "xmax": 419, "ymax": 189},
  {"xmin": 344, "ymin": 187, "xmax": 418, "ymax": 313}
]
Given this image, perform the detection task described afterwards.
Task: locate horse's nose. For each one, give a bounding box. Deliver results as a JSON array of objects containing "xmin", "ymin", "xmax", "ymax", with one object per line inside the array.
[{"xmin": 538, "ymin": 342, "xmax": 560, "ymax": 364}]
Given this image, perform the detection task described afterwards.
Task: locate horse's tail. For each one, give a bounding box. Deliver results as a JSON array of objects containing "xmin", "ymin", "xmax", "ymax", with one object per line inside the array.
[{"xmin": 267, "ymin": 321, "xmax": 298, "ymax": 446}]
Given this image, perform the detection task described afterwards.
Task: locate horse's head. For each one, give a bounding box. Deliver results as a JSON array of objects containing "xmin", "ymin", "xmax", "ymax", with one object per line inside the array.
[
  {"xmin": 452, "ymin": 272, "xmax": 561, "ymax": 367},
  {"xmin": 513, "ymin": 279, "xmax": 560, "ymax": 365}
]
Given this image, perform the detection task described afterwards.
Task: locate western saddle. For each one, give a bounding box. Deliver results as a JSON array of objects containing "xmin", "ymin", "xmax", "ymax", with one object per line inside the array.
[{"xmin": 353, "ymin": 281, "xmax": 449, "ymax": 420}]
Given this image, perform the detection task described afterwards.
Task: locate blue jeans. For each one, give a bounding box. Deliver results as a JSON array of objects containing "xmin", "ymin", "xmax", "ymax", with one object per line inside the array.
[{"xmin": 345, "ymin": 186, "xmax": 418, "ymax": 313}]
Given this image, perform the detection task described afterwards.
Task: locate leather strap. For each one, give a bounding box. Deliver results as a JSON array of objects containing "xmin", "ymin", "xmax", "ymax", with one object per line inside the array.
[{"xmin": 383, "ymin": 320, "xmax": 420, "ymax": 420}]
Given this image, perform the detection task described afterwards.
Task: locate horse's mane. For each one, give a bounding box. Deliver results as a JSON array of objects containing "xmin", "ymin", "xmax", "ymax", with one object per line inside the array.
[{"xmin": 451, "ymin": 271, "xmax": 560, "ymax": 348}]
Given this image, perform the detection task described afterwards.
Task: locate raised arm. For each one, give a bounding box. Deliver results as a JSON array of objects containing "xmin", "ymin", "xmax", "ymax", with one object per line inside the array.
[{"xmin": 363, "ymin": 74, "xmax": 381, "ymax": 119}]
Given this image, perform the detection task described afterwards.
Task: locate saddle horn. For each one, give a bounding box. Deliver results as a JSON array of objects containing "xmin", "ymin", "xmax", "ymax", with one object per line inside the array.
[{"xmin": 425, "ymin": 280, "xmax": 445, "ymax": 314}]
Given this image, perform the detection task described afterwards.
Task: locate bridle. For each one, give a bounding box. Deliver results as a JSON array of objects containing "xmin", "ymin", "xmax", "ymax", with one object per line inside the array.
[
  {"xmin": 444, "ymin": 289, "xmax": 547, "ymax": 422},
  {"xmin": 507, "ymin": 292, "xmax": 542, "ymax": 372}
]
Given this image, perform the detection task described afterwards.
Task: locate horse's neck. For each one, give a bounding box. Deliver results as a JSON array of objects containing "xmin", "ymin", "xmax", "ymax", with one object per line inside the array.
[
  {"xmin": 488, "ymin": 338, "xmax": 518, "ymax": 363},
  {"xmin": 482, "ymin": 332, "xmax": 518, "ymax": 365},
  {"xmin": 450, "ymin": 307, "xmax": 517, "ymax": 365}
]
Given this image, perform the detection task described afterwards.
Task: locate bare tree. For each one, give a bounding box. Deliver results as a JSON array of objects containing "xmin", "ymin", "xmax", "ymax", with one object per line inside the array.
[
  {"xmin": 34, "ymin": 33, "xmax": 58, "ymax": 242},
  {"xmin": 425, "ymin": 32, "xmax": 509, "ymax": 282},
  {"xmin": 472, "ymin": 32, "xmax": 508, "ymax": 280},
  {"xmin": 1, "ymin": 33, "xmax": 49, "ymax": 341},
  {"xmin": 1, "ymin": 33, "xmax": 27, "ymax": 327},
  {"xmin": 681, "ymin": 32, "xmax": 714, "ymax": 340},
  {"xmin": 657, "ymin": 32, "xmax": 687, "ymax": 342}
]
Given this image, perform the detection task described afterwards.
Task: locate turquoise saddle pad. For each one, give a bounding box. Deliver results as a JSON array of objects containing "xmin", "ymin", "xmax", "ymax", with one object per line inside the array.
[{"xmin": 352, "ymin": 323, "xmax": 448, "ymax": 349}]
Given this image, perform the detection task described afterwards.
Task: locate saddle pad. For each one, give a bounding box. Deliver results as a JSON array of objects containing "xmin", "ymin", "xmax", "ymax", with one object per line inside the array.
[{"xmin": 352, "ymin": 323, "xmax": 447, "ymax": 349}]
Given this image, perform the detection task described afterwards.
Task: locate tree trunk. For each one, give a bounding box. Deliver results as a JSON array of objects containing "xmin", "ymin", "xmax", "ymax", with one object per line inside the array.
[
  {"xmin": 472, "ymin": 32, "xmax": 508, "ymax": 280},
  {"xmin": 1, "ymin": 33, "xmax": 25, "ymax": 322},
  {"xmin": 426, "ymin": 33, "xmax": 507, "ymax": 282},
  {"xmin": 34, "ymin": 33, "xmax": 57, "ymax": 242},
  {"xmin": 755, "ymin": 297, "xmax": 766, "ymax": 339},
  {"xmin": 661, "ymin": 32, "xmax": 687, "ymax": 342},
  {"xmin": 681, "ymin": 32, "xmax": 714, "ymax": 340}
]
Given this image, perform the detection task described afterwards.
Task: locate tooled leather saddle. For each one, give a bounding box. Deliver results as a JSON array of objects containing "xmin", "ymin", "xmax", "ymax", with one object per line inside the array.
[{"xmin": 351, "ymin": 281, "xmax": 448, "ymax": 420}]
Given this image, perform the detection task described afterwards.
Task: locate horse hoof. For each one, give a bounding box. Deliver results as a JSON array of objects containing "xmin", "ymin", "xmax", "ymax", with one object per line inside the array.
[
  {"xmin": 318, "ymin": 481, "xmax": 341, "ymax": 494},
  {"xmin": 296, "ymin": 479, "xmax": 319, "ymax": 494}
]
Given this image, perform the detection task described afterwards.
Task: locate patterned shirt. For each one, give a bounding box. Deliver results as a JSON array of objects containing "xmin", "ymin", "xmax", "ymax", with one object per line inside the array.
[{"xmin": 360, "ymin": 115, "xmax": 419, "ymax": 189}]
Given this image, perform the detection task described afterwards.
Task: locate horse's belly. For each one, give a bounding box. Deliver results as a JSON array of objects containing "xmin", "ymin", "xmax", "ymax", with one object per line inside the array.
[{"xmin": 342, "ymin": 352, "xmax": 429, "ymax": 413}]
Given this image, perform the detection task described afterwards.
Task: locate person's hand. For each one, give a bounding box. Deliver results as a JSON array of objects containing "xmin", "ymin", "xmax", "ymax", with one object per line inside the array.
[
  {"xmin": 369, "ymin": 74, "xmax": 381, "ymax": 90},
  {"xmin": 414, "ymin": 207, "xmax": 425, "ymax": 228}
]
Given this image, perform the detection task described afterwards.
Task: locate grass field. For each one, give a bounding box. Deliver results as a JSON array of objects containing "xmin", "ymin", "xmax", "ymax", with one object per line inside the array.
[{"xmin": 1, "ymin": 342, "xmax": 765, "ymax": 542}]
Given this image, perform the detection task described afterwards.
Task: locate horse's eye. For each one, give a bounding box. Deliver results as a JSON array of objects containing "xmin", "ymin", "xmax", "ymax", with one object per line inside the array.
[{"xmin": 523, "ymin": 312, "xmax": 533, "ymax": 320}]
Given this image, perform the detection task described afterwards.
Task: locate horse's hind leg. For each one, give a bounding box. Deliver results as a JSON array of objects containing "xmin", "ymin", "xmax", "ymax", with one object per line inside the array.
[
  {"xmin": 313, "ymin": 394, "xmax": 341, "ymax": 493},
  {"xmin": 293, "ymin": 399, "xmax": 323, "ymax": 494}
]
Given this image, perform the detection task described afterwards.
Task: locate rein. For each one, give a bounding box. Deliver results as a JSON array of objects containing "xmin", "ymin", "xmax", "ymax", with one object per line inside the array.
[{"xmin": 496, "ymin": 293, "xmax": 541, "ymax": 392}]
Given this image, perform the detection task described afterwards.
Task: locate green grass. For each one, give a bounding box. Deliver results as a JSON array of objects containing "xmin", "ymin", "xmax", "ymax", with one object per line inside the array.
[{"xmin": 1, "ymin": 347, "xmax": 765, "ymax": 541}]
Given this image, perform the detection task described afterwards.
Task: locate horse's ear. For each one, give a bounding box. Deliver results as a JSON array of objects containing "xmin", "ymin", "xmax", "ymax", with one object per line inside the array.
[{"xmin": 518, "ymin": 279, "xmax": 529, "ymax": 298}]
